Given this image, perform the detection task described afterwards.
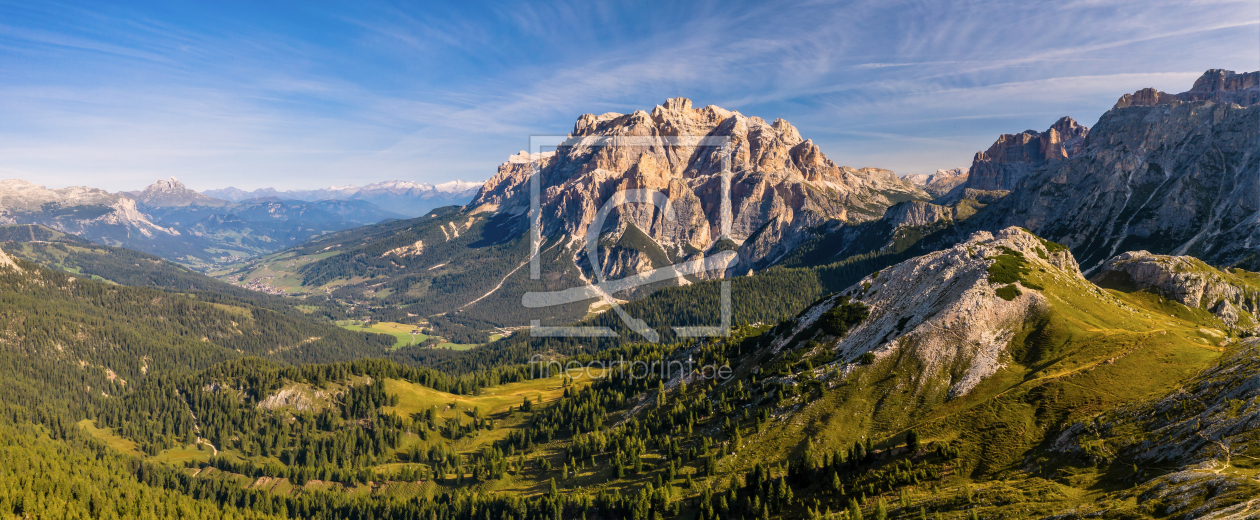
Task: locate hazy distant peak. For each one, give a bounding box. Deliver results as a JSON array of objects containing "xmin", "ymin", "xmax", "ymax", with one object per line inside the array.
[
  {"xmin": 134, "ymin": 177, "xmax": 227, "ymax": 208},
  {"xmin": 434, "ymin": 180, "xmax": 481, "ymax": 193}
]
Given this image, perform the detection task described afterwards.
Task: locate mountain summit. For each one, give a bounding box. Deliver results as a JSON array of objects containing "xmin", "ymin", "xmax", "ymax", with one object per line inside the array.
[
  {"xmin": 957, "ymin": 116, "xmax": 1089, "ymax": 193},
  {"xmin": 471, "ymin": 97, "xmax": 928, "ymax": 277},
  {"xmin": 131, "ymin": 177, "xmax": 228, "ymax": 208}
]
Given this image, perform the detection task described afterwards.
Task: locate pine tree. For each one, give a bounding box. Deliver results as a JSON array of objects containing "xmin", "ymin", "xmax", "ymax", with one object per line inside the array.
[
  {"xmin": 907, "ymin": 429, "xmax": 921, "ymax": 452},
  {"xmin": 848, "ymin": 498, "xmax": 864, "ymax": 520}
]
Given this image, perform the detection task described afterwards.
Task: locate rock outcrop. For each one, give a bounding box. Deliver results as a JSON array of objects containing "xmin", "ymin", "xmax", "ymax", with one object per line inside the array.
[
  {"xmin": 881, "ymin": 200, "xmax": 954, "ymax": 229},
  {"xmin": 962, "ymin": 116, "xmax": 1088, "ymax": 192},
  {"xmin": 0, "ymin": 246, "xmax": 19, "ymax": 271},
  {"xmin": 1093, "ymin": 251, "xmax": 1259, "ymax": 330},
  {"xmin": 775, "ymin": 227, "xmax": 1083, "ymax": 399},
  {"xmin": 978, "ymin": 69, "xmax": 1260, "ymax": 271},
  {"xmin": 469, "ymin": 97, "xmax": 929, "ymax": 280}
]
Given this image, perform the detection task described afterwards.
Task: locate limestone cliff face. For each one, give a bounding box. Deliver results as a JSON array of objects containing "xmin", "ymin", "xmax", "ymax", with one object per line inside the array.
[
  {"xmin": 1093, "ymin": 251, "xmax": 1259, "ymax": 330},
  {"xmin": 964, "ymin": 116, "xmax": 1088, "ymax": 192},
  {"xmin": 881, "ymin": 200, "xmax": 954, "ymax": 229},
  {"xmin": 470, "ymin": 97, "xmax": 929, "ymax": 280}
]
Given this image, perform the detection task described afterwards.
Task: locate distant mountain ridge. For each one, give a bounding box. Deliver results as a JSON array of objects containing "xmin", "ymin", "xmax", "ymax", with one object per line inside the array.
[
  {"xmin": 0, "ymin": 177, "xmax": 406, "ymax": 268},
  {"xmin": 204, "ymin": 179, "xmax": 482, "ymax": 217},
  {"xmin": 902, "ymin": 167, "xmax": 968, "ymax": 198}
]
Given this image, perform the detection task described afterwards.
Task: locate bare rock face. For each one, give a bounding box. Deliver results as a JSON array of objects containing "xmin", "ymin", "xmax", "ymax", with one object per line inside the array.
[
  {"xmin": 980, "ymin": 69, "xmax": 1260, "ymax": 272},
  {"xmin": 882, "ymin": 200, "xmax": 953, "ymax": 229},
  {"xmin": 964, "ymin": 116, "xmax": 1088, "ymax": 192},
  {"xmin": 0, "ymin": 247, "xmax": 19, "ymax": 271},
  {"xmin": 469, "ymin": 97, "xmax": 929, "ymax": 280},
  {"xmin": 1114, "ymin": 69, "xmax": 1259, "ymax": 108},
  {"xmin": 778, "ymin": 227, "xmax": 1084, "ymax": 400},
  {"xmin": 1092, "ymin": 251, "xmax": 1259, "ymax": 329}
]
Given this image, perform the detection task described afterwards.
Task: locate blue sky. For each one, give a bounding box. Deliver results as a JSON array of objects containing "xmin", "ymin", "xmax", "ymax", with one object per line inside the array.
[{"xmin": 0, "ymin": 0, "xmax": 1256, "ymax": 192}]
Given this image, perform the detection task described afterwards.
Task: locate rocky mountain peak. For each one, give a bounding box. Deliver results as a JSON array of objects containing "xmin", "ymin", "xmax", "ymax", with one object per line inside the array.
[
  {"xmin": 962, "ymin": 116, "xmax": 1088, "ymax": 192},
  {"xmin": 1190, "ymin": 68, "xmax": 1259, "ymax": 95},
  {"xmin": 470, "ymin": 98, "xmax": 928, "ymax": 278},
  {"xmin": 0, "ymin": 179, "xmax": 179, "ymax": 240},
  {"xmin": 662, "ymin": 97, "xmax": 692, "ymax": 111},
  {"xmin": 1113, "ymin": 69, "xmax": 1259, "ymax": 108},
  {"xmin": 989, "ymin": 69, "xmax": 1259, "ymax": 271},
  {"xmin": 135, "ymin": 177, "xmax": 226, "ymax": 208}
]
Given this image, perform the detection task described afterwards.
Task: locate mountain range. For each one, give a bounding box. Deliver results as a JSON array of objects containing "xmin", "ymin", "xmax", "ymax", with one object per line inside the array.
[
  {"xmin": 203, "ymin": 179, "xmax": 482, "ymax": 217},
  {"xmin": 0, "ymin": 177, "xmax": 463, "ymax": 268},
  {"xmin": 1, "ymin": 68, "xmax": 1259, "ymax": 519}
]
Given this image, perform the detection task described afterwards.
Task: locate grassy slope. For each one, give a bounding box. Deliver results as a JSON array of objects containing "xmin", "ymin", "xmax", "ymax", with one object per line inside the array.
[{"xmin": 726, "ymin": 261, "xmax": 1234, "ymax": 517}]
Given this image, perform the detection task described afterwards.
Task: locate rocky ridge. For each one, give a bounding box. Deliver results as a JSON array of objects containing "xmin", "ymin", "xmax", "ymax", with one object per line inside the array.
[
  {"xmin": 205, "ymin": 180, "xmax": 483, "ymax": 217},
  {"xmin": 1114, "ymin": 69, "xmax": 1259, "ymax": 109},
  {"xmin": 0, "ymin": 246, "xmax": 18, "ymax": 271},
  {"xmin": 0, "ymin": 179, "xmax": 179, "ymax": 239},
  {"xmin": 980, "ymin": 69, "xmax": 1260, "ymax": 271},
  {"xmin": 1093, "ymin": 250, "xmax": 1260, "ymax": 330}
]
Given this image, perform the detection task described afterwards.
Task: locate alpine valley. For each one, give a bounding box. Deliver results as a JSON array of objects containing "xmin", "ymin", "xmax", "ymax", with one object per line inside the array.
[{"xmin": 0, "ymin": 68, "xmax": 1258, "ymax": 520}]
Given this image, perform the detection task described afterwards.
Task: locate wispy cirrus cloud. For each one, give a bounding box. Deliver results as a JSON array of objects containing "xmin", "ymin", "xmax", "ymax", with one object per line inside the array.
[{"xmin": 0, "ymin": 0, "xmax": 1254, "ymax": 191}]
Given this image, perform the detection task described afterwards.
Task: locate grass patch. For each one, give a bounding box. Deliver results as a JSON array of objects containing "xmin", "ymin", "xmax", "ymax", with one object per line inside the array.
[
  {"xmin": 995, "ymin": 284, "xmax": 1021, "ymax": 301},
  {"xmin": 988, "ymin": 247, "xmax": 1044, "ymax": 290},
  {"xmin": 987, "ymin": 247, "xmax": 1031, "ymax": 285},
  {"xmin": 338, "ymin": 321, "xmax": 430, "ymax": 349},
  {"xmin": 78, "ymin": 419, "xmax": 142, "ymax": 457}
]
